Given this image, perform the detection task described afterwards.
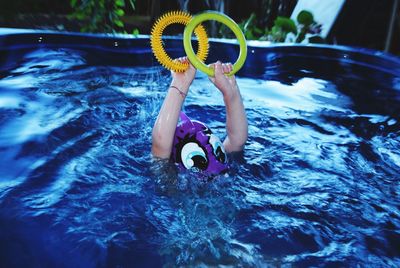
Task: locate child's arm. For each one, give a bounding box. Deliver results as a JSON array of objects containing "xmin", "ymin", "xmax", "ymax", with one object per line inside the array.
[
  {"xmin": 209, "ymin": 61, "xmax": 248, "ymax": 152},
  {"xmin": 152, "ymin": 57, "xmax": 196, "ymax": 158}
]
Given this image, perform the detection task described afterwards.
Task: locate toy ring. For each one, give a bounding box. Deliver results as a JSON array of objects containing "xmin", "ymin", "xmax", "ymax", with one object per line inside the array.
[
  {"xmin": 184, "ymin": 11, "xmax": 247, "ymax": 76},
  {"xmin": 150, "ymin": 11, "xmax": 209, "ymax": 72}
]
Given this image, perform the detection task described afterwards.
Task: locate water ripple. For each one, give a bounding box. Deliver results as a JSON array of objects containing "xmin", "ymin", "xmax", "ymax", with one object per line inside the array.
[{"xmin": 0, "ymin": 47, "xmax": 399, "ymax": 267}]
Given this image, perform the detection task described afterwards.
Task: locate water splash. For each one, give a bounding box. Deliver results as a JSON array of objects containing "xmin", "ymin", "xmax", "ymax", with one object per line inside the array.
[{"xmin": 0, "ymin": 48, "xmax": 399, "ymax": 267}]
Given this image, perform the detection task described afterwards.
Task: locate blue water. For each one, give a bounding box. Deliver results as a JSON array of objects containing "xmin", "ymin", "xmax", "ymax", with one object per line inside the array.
[{"xmin": 0, "ymin": 46, "xmax": 400, "ymax": 267}]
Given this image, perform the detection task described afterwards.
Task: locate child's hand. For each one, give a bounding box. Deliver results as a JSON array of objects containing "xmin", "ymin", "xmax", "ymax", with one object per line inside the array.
[
  {"xmin": 208, "ymin": 61, "xmax": 239, "ymax": 100},
  {"xmin": 209, "ymin": 61, "xmax": 248, "ymax": 153},
  {"xmin": 171, "ymin": 57, "xmax": 196, "ymax": 92}
]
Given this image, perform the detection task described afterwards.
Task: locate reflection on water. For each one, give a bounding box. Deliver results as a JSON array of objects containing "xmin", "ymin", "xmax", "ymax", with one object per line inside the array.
[{"xmin": 0, "ymin": 48, "xmax": 399, "ymax": 267}]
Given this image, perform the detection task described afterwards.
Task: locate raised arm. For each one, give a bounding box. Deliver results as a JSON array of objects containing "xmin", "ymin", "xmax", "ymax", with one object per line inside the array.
[
  {"xmin": 209, "ymin": 61, "xmax": 248, "ymax": 152},
  {"xmin": 151, "ymin": 57, "xmax": 196, "ymax": 158}
]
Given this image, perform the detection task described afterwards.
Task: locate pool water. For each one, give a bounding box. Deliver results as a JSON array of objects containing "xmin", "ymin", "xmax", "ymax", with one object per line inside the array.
[{"xmin": 0, "ymin": 34, "xmax": 400, "ymax": 267}]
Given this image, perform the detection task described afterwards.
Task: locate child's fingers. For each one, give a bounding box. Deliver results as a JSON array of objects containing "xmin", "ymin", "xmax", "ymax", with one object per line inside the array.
[
  {"xmin": 222, "ymin": 63, "xmax": 229, "ymax": 74},
  {"xmin": 208, "ymin": 62, "xmax": 216, "ymax": 70},
  {"xmin": 222, "ymin": 62, "xmax": 233, "ymax": 74},
  {"xmin": 208, "ymin": 61, "xmax": 227, "ymax": 78},
  {"xmin": 227, "ymin": 62, "xmax": 233, "ymax": 73},
  {"xmin": 176, "ymin": 57, "xmax": 188, "ymax": 63},
  {"xmin": 214, "ymin": 61, "xmax": 224, "ymax": 76}
]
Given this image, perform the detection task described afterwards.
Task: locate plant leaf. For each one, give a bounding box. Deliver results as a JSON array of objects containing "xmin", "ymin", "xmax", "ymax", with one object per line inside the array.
[
  {"xmin": 114, "ymin": 19, "xmax": 124, "ymax": 28},
  {"xmin": 271, "ymin": 25, "xmax": 280, "ymax": 35},
  {"xmin": 128, "ymin": 0, "xmax": 135, "ymax": 10},
  {"xmin": 297, "ymin": 10, "xmax": 314, "ymax": 26},
  {"xmin": 115, "ymin": 0, "xmax": 125, "ymax": 7},
  {"xmin": 76, "ymin": 12, "xmax": 86, "ymax": 20},
  {"xmin": 254, "ymin": 27, "xmax": 263, "ymax": 34},
  {"xmin": 115, "ymin": 8, "xmax": 125, "ymax": 16},
  {"xmin": 274, "ymin": 17, "xmax": 297, "ymax": 34}
]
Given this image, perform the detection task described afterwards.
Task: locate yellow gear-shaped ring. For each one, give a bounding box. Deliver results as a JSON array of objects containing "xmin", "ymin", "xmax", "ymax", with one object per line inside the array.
[{"xmin": 150, "ymin": 11, "xmax": 209, "ymax": 72}]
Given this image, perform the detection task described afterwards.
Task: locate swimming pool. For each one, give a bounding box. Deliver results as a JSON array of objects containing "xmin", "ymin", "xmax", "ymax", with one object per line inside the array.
[{"xmin": 0, "ymin": 29, "xmax": 399, "ymax": 267}]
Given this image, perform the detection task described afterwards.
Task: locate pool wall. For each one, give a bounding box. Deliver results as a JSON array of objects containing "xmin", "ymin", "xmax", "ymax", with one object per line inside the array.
[{"xmin": 1, "ymin": 28, "xmax": 399, "ymax": 79}]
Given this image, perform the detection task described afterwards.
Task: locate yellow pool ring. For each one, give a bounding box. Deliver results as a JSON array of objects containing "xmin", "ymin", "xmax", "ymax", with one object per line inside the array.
[{"xmin": 150, "ymin": 11, "xmax": 209, "ymax": 72}]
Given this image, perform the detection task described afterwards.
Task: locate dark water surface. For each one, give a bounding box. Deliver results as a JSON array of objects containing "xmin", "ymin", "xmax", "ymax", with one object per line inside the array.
[{"xmin": 0, "ymin": 42, "xmax": 400, "ymax": 267}]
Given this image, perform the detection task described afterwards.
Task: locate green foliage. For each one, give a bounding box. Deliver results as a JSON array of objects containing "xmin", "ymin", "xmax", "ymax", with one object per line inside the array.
[
  {"xmin": 237, "ymin": 13, "xmax": 264, "ymax": 40},
  {"xmin": 297, "ymin": 10, "xmax": 313, "ymax": 26},
  {"xmin": 274, "ymin": 17, "xmax": 297, "ymax": 34},
  {"xmin": 234, "ymin": 10, "xmax": 324, "ymax": 44},
  {"xmin": 132, "ymin": 28, "xmax": 139, "ymax": 36},
  {"xmin": 69, "ymin": 0, "xmax": 138, "ymax": 34}
]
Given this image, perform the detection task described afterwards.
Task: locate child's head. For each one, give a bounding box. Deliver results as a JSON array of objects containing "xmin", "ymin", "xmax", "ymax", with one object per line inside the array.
[{"xmin": 171, "ymin": 113, "xmax": 228, "ymax": 175}]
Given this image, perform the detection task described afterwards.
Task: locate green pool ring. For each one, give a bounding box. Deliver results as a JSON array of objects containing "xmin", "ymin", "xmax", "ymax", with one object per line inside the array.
[{"xmin": 183, "ymin": 11, "xmax": 247, "ymax": 76}]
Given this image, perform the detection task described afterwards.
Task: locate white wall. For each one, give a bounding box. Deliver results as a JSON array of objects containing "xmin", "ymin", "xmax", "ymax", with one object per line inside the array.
[{"xmin": 291, "ymin": 0, "xmax": 346, "ymax": 37}]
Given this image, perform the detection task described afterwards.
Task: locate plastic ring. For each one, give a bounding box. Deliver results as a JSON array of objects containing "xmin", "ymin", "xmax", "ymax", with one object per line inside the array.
[
  {"xmin": 184, "ymin": 11, "xmax": 247, "ymax": 76},
  {"xmin": 150, "ymin": 11, "xmax": 209, "ymax": 72}
]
